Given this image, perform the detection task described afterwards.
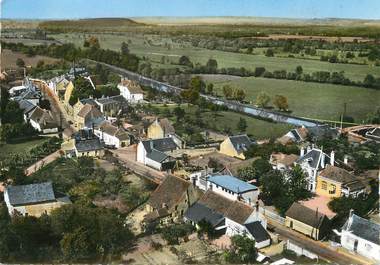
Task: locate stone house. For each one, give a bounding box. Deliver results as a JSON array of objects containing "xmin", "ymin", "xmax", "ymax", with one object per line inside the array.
[{"xmin": 219, "ymin": 135, "xmax": 254, "ymax": 160}]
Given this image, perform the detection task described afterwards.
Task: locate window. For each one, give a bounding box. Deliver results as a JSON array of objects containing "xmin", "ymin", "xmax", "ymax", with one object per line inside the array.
[
  {"xmin": 329, "ymin": 184, "xmax": 336, "ymax": 194},
  {"xmin": 321, "ymin": 181, "xmax": 327, "ymax": 190}
]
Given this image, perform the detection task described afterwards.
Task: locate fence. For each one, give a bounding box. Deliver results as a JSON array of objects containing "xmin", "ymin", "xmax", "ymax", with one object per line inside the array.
[
  {"xmin": 259, "ymin": 207, "xmax": 286, "ymax": 225},
  {"xmin": 286, "ymin": 240, "xmax": 319, "ymax": 260}
]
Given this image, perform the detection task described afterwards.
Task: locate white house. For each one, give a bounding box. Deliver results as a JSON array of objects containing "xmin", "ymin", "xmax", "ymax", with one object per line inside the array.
[
  {"xmin": 118, "ymin": 78, "xmax": 144, "ymax": 103},
  {"xmin": 295, "ymin": 146, "xmax": 336, "ymax": 192},
  {"xmin": 184, "ymin": 191, "xmax": 271, "ymax": 249},
  {"xmin": 4, "ymin": 182, "xmax": 71, "ymax": 217},
  {"xmin": 29, "ymin": 106, "xmax": 59, "ymax": 134},
  {"xmin": 269, "ymin": 152, "xmax": 299, "ymax": 171},
  {"xmin": 94, "ymin": 121, "xmax": 130, "ymax": 148},
  {"xmin": 137, "ymin": 138, "xmax": 178, "ymax": 171},
  {"xmin": 337, "ymin": 212, "xmax": 380, "ymax": 262}
]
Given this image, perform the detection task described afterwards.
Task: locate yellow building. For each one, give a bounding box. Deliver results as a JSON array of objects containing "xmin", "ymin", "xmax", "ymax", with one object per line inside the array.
[
  {"xmin": 219, "ymin": 135, "xmax": 254, "ymax": 160},
  {"xmin": 316, "ymin": 165, "xmax": 366, "ymax": 198},
  {"xmin": 147, "ymin": 118, "xmax": 175, "ymax": 139},
  {"xmin": 63, "ymin": 81, "xmax": 74, "ymax": 104},
  {"xmin": 75, "ymin": 104, "xmax": 104, "ymax": 129},
  {"xmin": 285, "ymin": 202, "xmax": 330, "ymax": 240}
]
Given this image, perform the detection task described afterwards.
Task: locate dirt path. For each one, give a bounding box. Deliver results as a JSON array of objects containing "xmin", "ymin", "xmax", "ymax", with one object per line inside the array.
[{"xmin": 24, "ymin": 150, "xmax": 62, "ymax": 176}]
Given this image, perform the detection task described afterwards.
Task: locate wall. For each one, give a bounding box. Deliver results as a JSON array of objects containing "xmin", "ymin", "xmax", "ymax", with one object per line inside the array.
[
  {"xmin": 30, "ymin": 119, "xmax": 42, "ymax": 132},
  {"xmin": 76, "ymin": 149, "xmax": 104, "ymax": 158},
  {"xmin": 220, "ymin": 138, "xmax": 245, "ymax": 159},
  {"xmin": 285, "ymin": 217, "xmax": 319, "ymax": 240},
  {"xmin": 137, "ymin": 141, "xmax": 146, "ymax": 164},
  {"xmin": 341, "ymin": 231, "xmax": 380, "ymax": 262},
  {"xmin": 286, "ymin": 240, "xmax": 319, "ymax": 260},
  {"xmin": 316, "ymin": 176, "xmax": 342, "ymax": 198},
  {"xmin": 145, "ymin": 156, "xmax": 162, "ymax": 170},
  {"xmin": 147, "ymin": 122, "xmax": 164, "ymax": 139}
]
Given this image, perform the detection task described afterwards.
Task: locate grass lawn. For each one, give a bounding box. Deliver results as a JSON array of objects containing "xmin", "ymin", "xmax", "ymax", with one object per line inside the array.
[
  {"xmin": 152, "ymin": 103, "xmax": 293, "ymax": 139},
  {"xmin": 0, "ymin": 138, "xmax": 48, "ymax": 160},
  {"xmin": 211, "ymin": 77, "xmax": 380, "ymax": 122},
  {"xmin": 51, "ymin": 33, "xmax": 380, "ymax": 81}
]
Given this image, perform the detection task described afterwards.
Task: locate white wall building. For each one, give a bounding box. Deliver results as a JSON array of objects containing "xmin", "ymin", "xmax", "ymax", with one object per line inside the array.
[
  {"xmin": 337, "ymin": 212, "xmax": 380, "ymax": 262},
  {"xmin": 118, "ymin": 79, "xmax": 144, "ymax": 103}
]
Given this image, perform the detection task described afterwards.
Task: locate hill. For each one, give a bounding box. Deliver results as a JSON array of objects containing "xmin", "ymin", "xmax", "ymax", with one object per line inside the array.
[{"xmin": 38, "ymin": 17, "xmax": 144, "ymax": 32}]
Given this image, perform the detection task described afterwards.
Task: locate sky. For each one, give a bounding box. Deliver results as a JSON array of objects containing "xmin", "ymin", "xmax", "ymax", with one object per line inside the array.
[{"xmin": 1, "ymin": 0, "xmax": 380, "ymax": 20}]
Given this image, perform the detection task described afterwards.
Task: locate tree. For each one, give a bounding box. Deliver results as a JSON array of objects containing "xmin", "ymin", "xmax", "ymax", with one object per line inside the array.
[
  {"xmin": 36, "ymin": 60, "xmax": 45, "ymax": 68},
  {"xmin": 234, "ymin": 89, "xmax": 246, "ymax": 101},
  {"xmin": 86, "ymin": 36, "xmax": 100, "ymax": 49},
  {"xmin": 273, "ymin": 95, "xmax": 289, "ymax": 111},
  {"xmin": 60, "ymin": 227, "xmax": 94, "ymax": 261},
  {"xmin": 364, "ymin": 74, "xmax": 375, "ymax": 88},
  {"xmin": 265, "ymin": 49, "xmax": 274, "ymax": 57},
  {"xmin": 173, "ymin": 106, "xmax": 186, "ymax": 121},
  {"xmin": 189, "ymin": 76, "xmax": 206, "ymax": 93},
  {"xmin": 206, "ymin": 59, "xmax": 218, "ymax": 73},
  {"xmin": 295, "ymin": 65, "xmax": 303, "ymax": 75},
  {"xmin": 287, "ymin": 165, "xmax": 309, "ymax": 199},
  {"xmin": 206, "ymin": 83, "xmax": 214, "ymax": 95},
  {"xmin": 224, "ymin": 235, "xmax": 257, "ymax": 264},
  {"xmin": 222, "ymin": 85, "xmax": 233, "ymax": 99},
  {"xmin": 16, "ymin": 58, "xmax": 25, "ymax": 68},
  {"xmin": 179, "ymin": 55, "xmax": 193, "ymax": 67},
  {"xmin": 121, "ymin": 42, "xmax": 130, "ymax": 55},
  {"xmin": 255, "ymin": 92, "xmax": 270, "ymax": 108},
  {"xmin": 254, "ymin": 67, "xmax": 266, "ymax": 77},
  {"xmin": 197, "ymin": 219, "xmax": 216, "ymax": 239},
  {"xmin": 237, "ymin": 117, "xmax": 247, "ymax": 133}
]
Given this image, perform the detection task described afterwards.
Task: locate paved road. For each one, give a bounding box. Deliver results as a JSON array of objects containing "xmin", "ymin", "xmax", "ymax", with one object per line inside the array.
[
  {"xmin": 111, "ymin": 146, "xmax": 166, "ymax": 184},
  {"xmin": 82, "ymin": 59, "xmax": 320, "ymax": 127},
  {"xmin": 268, "ymin": 219, "xmax": 374, "ymax": 265}
]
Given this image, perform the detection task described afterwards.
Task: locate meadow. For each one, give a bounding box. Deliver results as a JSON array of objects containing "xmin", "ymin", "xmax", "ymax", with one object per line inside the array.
[
  {"xmin": 0, "ymin": 138, "xmax": 48, "ymax": 160},
  {"xmin": 210, "ymin": 77, "xmax": 380, "ymax": 122},
  {"xmin": 50, "ymin": 33, "xmax": 380, "ymax": 82}
]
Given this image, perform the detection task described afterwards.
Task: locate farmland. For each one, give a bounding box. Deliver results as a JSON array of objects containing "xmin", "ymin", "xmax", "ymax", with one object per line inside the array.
[
  {"xmin": 49, "ymin": 32, "xmax": 380, "ymax": 81},
  {"xmin": 210, "ymin": 76, "xmax": 380, "ymax": 122},
  {"xmin": 1, "ymin": 49, "xmax": 60, "ymax": 69},
  {"xmin": 0, "ymin": 138, "xmax": 48, "ymax": 160}
]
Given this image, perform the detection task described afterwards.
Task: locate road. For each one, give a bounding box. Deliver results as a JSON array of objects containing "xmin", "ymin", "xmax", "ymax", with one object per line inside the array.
[
  {"xmin": 111, "ymin": 145, "xmax": 166, "ymax": 184},
  {"xmin": 32, "ymin": 79, "xmax": 70, "ymax": 130},
  {"xmin": 82, "ymin": 59, "xmax": 320, "ymax": 127},
  {"xmin": 268, "ymin": 219, "xmax": 375, "ymax": 265}
]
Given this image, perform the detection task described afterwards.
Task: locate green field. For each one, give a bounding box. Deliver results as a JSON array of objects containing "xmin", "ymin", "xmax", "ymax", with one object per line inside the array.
[
  {"xmin": 0, "ymin": 138, "xmax": 47, "ymax": 160},
  {"xmin": 152, "ymin": 103, "xmax": 293, "ymax": 139},
  {"xmin": 211, "ymin": 77, "xmax": 380, "ymax": 122},
  {"xmin": 50, "ymin": 32, "xmax": 380, "ymax": 82}
]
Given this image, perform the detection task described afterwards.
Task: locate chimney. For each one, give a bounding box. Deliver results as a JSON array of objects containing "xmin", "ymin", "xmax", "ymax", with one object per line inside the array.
[
  {"xmin": 349, "ymin": 209, "xmax": 354, "ymax": 218},
  {"xmin": 344, "ymin": 156, "xmax": 348, "ymax": 165},
  {"xmin": 321, "ymin": 152, "xmax": 325, "ymax": 168},
  {"xmin": 330, "ymin": 151, "xmax": 335, "ymax": 166},
  {"xmin": 307, "ymin": 145, "xmax": 311, "ymax": 153},
  {"xmin": 300, "ymin": 147, "xmax": 305, "ymax": 157}
]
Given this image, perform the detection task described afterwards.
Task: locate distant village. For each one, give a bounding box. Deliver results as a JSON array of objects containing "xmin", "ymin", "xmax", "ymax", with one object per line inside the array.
[{"xmin": 1, "ymin": 64, "xmax": 379, "ymax": 264}]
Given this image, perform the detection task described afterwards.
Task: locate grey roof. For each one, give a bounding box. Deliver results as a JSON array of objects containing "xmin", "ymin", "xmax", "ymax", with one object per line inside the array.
[
  {"xmin": 18, "ymin": 99, "xmax": 36, "ymax": 114},
  {"xmin": 244, "ymin": 221, "xmax": 271, "ymax": 243},
  {"xmin": 142, "ymin": 137, "xmax": 178, "ymax": 153},
  {"xmin": 75, "ymin": 138, "xmax": 104, "ymax": 152},
  {"xmin": 96, "ymin": 97, "xmax": 119, "ymax": 105},
  {"xmin": 286, "ymin": 202, "xmax": 329, "ymax": 228},
  {"xmin": 184, "ymin": 202, "xmax": 224, "ymax": 227},
  {"xmin": 343, "ymin": 214, "xmax": 380, "ymax": 245},
  {"xmin": 367, "ymin": 127, "xmax": 380, "ymax": 138},
  {"xmin": 208, "ymin": 175, "xmax": 257, "ymax": 194},
  {"xmin": 290, "ymin": 129, "xmax": 301, "ymax": 141},
  {"xmin": 296, "ymin": 148, "xmax": 333, "ymax": 170},
  {"xmin": 147, "ymin": 149, "xmax": 169, "ymax": 163},
  {"xmin": 6, "ymin": 182, "xmax": 56, "ymax": 206},
  {"xmin": 80, "ymin": 98, "xmax": 97, "ymax": 106},
  {"xmin": 229, "ymin": 135, "xmax": 254, "ymax": 154}
]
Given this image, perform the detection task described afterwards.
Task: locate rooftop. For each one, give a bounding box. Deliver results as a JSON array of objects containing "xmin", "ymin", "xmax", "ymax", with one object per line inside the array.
[
  {"xmin": 6, "ymin": 182, "xmax": 56, "ymax": 207},
  {"xmin": 228, "ymin": 135, "xmax": 254, "ymax": 154},
  {"xmin": 208, "ymin": 175, "xmax": 257, "ymax": 194},
  {"xmin": 286, "ymin": 202, "xmax": 329, "ymax": 228},
  {"xmin": 75, "ymin": 138, "xmax": 104, "ymax": 152},
  {"xmin": 343, "ymin": 213, "xmax": 380, "ymax": 245},
  {"xmin": 319, "ymin": 165, "xmax": 362, "ymax": 185}
]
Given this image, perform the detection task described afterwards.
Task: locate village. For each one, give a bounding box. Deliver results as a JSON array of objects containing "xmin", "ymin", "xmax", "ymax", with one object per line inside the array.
[{"xmin": 0, "ymin": 59, "xmax": 379, "ymax": 264}]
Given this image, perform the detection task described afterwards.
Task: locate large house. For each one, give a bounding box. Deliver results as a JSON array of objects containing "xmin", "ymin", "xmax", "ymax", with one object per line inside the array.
[
  {"xmin": 185, "ymin": 191, "xmax": 271, "ymax": 249},
  {"xmin": 29, "ymin": 106, "xmax": 59, "ymax": 134},
  {"xmin": 4, "ymin": 182, "xmax": 71, "ymax": 217},
  {"xmin": 285, "ymin": 202, "xmax": 331, "ymax": 240},
  {"xmin": 118, "ymin": 79, "xmax": 144, "ymax": 103},
  {"xmin": 94, "ymin": 121, "xmax": 130, "ymax": 148},
  {"xmin": 336, "ymin": 212, "xmax": 380, "ymax": 262},
  {"xmin": 144, "ymin": 175, "xmax": 200, "ymax": 226},
  {"xmin": 191, "ymin": 173, "xmax": 259, "ymax": 206},
  {"xmin": 147, "ymin": 118, "xmax": 185, "ymax": 148},
  {"xmin": 74, "ymin": 129, "xmax": 105, "ymax": 157},
  {"xmin": 316, "ymin": 165, "xmax": 366, "ymax": 198},
  {"xmin": 219, "ymin": 135, "xmax": 254, "ymax": 160},
  {"xmin": 276, "ymin": 127, "xmax": 309, "ymax": 145},
  {"xmin": 295, "ymin": 146, "xmax": 336, "ymax": 192},
  {"xmin": 137, "ymin": 138, "xmax": 179, "ymax": 171},
  {"xmin": 75, "ymin": 103, "xmax": 104, "ymax": 129},
  {"xmin": 95, "ymin": 95, "xmax": 127, "ymax": 116}
]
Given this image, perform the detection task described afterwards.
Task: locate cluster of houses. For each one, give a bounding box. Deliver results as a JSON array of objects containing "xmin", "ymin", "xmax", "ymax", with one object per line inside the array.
[
  {"xmin": 10, "ymin": 77, "xmax": 59, "ymax": 134},
  {"xmin": 6, "ymin": 68, "xmax": 380, "ymax": 262}
]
